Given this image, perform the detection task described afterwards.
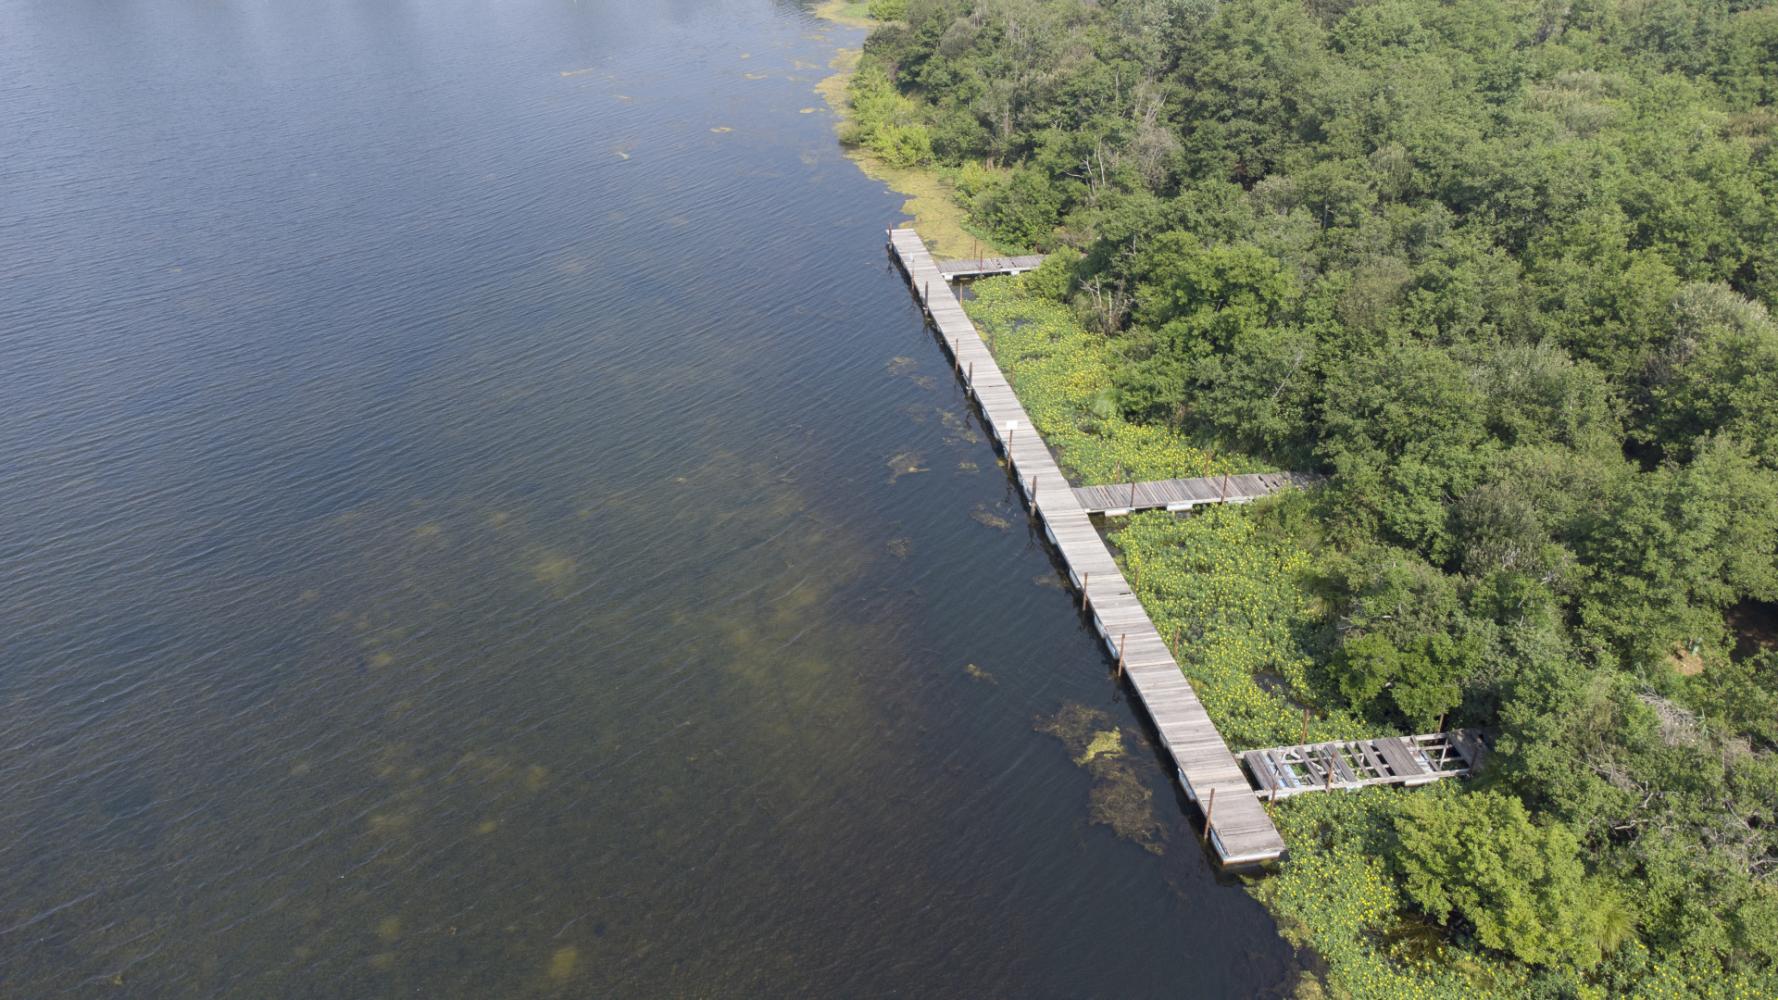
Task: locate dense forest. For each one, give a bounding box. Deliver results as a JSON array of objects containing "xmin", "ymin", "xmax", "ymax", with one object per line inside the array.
[{"xmin": 844, "ymin": 0, "xmax": 1778, "ymax": 996}]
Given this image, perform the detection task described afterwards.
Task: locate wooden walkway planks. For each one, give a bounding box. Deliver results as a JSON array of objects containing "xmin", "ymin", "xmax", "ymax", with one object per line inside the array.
[
  {"xmin": 935, "ymin": 254, "xmax": 1047, "ymax": 279},
  {"xmin": 888, "ymin": 228, "xmax": 1286, "ymax": 866},
  {"xmin": 1073, "ymin": 472, "xmax": 1323, "ymax": 516}
]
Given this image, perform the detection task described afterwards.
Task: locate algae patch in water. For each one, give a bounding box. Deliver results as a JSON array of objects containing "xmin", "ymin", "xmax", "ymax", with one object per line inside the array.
[
  {"xmin": 885, "ymin": 537, "xmax": 913, "ymax": 558},
  {"xmin": 964, "ymin": 662, "xmax": 996, "ymax": 685},
  {"xmin": 1075, "ymin": 728, "xmax": 1123, "ymax": 765},
  {"xmin": 530, "ymin": 552, "xmax": 578, "ymax": 595},
  {"xmin": 548, "ymin": 944, "xmax": 579, "ymax": 980},
  {"xmin": 969, "ymin": 504, "xmax": 1012, "ymax": 531},
  {"xmin": 886, "ymin": 450, "xmax": 927, "ymax": 483},
  {"xmin": 1036, "ymin": 704, "xmax": 1166, "ymax": 854}
]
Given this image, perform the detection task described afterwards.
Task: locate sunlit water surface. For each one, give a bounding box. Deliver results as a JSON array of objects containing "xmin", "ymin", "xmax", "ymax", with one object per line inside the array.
[{"xmin": 0, "ymin": 0, "xmax": 1296, "ymax": 994}]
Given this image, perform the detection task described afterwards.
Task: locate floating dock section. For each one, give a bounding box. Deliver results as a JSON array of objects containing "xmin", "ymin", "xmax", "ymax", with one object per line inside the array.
[{"xmin": 888, "ymin": 229, "xmax": 1287, "ymax": 866}]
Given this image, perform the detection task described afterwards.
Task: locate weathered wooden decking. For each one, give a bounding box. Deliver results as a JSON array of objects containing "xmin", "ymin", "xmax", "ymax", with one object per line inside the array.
[
  {"xmin": 1073, "ymin": 471, "xmax": 1323, "ymax": 517},
  {"xmin": 936, "ymin": 254, "xmax": 1047, "ymax": 280},
  {"xmin": 889, "ymin": 229, "xmax": 1286, "ymax": 866},
  {"xmin": 1243, "ymin": 730, "xmax": 1487, "ymax": 800}
]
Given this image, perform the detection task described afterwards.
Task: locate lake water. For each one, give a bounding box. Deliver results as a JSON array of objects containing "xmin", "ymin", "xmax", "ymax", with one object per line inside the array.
[{"xmin": 0, "ymin": 0, "xmax": 1295, "ymax": 994}]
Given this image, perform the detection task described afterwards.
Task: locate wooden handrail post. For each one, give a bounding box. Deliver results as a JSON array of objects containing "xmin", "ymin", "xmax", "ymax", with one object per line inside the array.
[
  {"xmin": 1172, "ymin": 624, "xmax": 1182, "ymax": 657},
  {"xmin": 1324, "ymin": 749, "xmax": 1335, "ymax": 791},
  {"xmin": 1115, "ymin": 633, "xmax": 1127, "ymax": 678},
  {"xmin": 1081, "ymin": 571, "xmax": 1091, "ymax": 612},
  {"xmin": 1029, "ymin": 474, "xmax": 1038, "ymax": 504},
  {"xmin": 1202, "ymin": 787, "xmax": 1216, "ymax": 843},
  {"xmin": 1129, "ymin": 478, "xmax": 1137, "ymax": 509},
  {"xmin": 966, "ymin": 361, "xmax": 973, "ymax": 387}
]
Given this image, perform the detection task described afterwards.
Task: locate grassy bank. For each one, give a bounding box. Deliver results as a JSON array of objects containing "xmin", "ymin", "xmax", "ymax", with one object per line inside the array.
[{"xmin": 811, "ymin": 10, "xmax": 1002, "ymax": 257}]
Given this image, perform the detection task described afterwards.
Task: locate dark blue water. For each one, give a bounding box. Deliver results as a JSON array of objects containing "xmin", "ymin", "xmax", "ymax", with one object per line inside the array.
[{"xmin": 0, "ymin": 0, "xmax": 1294, "ymax": 994}]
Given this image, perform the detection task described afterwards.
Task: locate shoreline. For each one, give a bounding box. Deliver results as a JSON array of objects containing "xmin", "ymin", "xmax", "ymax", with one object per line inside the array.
[{"xmin": 809, "ymin": 7, "xmax": 1005, "ymax": 257}]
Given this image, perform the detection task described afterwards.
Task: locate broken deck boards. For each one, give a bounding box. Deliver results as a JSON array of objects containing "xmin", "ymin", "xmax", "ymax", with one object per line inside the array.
[
  {"xmin": 888, "ymin": 228, "xmax": 1286, "ymax": 866},
  {"xmin": 1242, "ymin": 730, "xmax": 1487, "ymax": 800}
]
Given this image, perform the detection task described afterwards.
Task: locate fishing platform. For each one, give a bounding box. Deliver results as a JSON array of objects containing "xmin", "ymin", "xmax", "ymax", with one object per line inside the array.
[{"xmin": 889, "ymin": 228, "xmax": 1288, "ymax": 865}]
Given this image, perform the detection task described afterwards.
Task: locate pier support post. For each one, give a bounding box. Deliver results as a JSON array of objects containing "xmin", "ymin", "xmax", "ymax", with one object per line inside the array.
[
  {"xmin": 1115, "ymin": 634, "xmax": 1126, "ymax": 678},
  {"xmin": 1081, "ymin": 572, "xmax": 1091, "ymax": 613},
  {"xmin": 1129, "ymin": 479, "xmax": 1137, "ymax": 509},
  {"xmin": 1029, "ymin": 474, "xmax": 1038, "ymax": 505},
  {"xmin": 1300, "ymin": 707, "xmax": 1310, "ymax": 745},
  {"xmin": 1202, "ymin": 787, "xmax": 1216, "ymax": 844},
  {"xmin": 966, "ymin": 361, "xmax": 973, "ymax": 388}
]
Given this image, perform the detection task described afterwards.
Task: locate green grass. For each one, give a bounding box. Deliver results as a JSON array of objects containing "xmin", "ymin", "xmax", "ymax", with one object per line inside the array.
[{"xmin": 966, "ymin": 279, "xmax": 1259, "ymax": 484}]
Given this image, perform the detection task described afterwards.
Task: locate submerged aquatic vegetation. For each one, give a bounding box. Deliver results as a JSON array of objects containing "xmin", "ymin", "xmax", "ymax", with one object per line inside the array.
[
  {"xmin": 885, "ymin": 449, "xmax": 927, "ymax": 483},
  {"xmin": 529, "ymin": 552, "xmax": 579, "ymax": 594},
  {"xmin": 968, "ymin": 504, "xmax": 1012, "ymax": 531},
  {"xmin": 548, "ymin": 944, "xmax": 579, "ymax": 981},
  {"xmin": 1075, "ymin": 728, "xmax": 1122, "ymax": 765},
  {"xmin": 1036, "ymin": 704, "xmax": 1164, "ymax": 854}
]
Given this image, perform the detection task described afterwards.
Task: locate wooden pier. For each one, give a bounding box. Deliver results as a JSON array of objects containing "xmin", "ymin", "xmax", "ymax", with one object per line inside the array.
[
  {"xmin": 889, "ymin": 229, "xmax": 1287, "ymax": 866},
  {"xmin": 1243, "ymin": 730, "xmax": 1486, "ymax": 800},
  {"xmin": 936, "ymin": 254, "xmax": 1047, "ymax": 280},
  {"xmin": 1073, "ymin": 472, "xmax": 1323, "ymax": 517}
]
